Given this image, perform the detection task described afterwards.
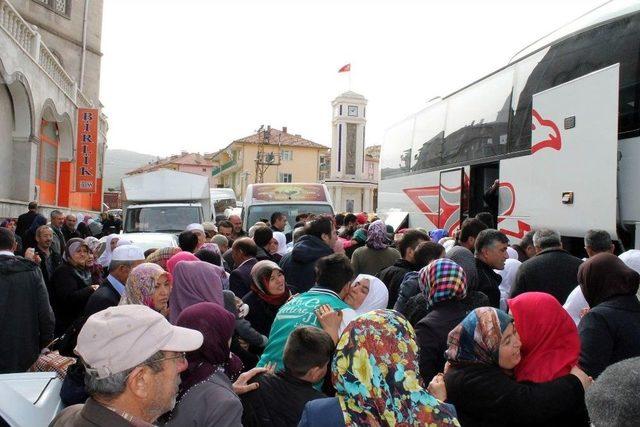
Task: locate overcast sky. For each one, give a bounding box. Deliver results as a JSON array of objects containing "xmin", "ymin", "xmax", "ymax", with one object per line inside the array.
[{"xmin": 101, "ymin": 0, "xmax": 605, "ymax": 157}]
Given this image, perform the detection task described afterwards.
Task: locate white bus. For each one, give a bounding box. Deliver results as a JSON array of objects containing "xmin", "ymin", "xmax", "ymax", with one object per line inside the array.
[{"xmin": 379, "ymin": 0, "xmax": 640, "ymax": 251}]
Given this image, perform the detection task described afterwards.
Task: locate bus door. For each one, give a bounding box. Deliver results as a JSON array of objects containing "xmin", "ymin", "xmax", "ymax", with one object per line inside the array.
[
  {"xmin": 468, "ymin": 163, "xmax": 499, "ymax": 225},
  {"xmin": 438, "ymin": 168, "xmax": 465, "ymax": 234},
  {"xmin": 529, "ymin": 64, "xmax": 619, "ymax": 238}
]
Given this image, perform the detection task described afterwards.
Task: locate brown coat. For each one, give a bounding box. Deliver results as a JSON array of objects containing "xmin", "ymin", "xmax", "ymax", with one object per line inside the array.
[{"xmin": 49, "ymin": 398, "xmax": 136, "ymax": 427}]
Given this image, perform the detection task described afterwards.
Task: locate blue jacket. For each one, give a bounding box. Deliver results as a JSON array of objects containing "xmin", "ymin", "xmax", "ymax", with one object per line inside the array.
[
  {"xmin": 298, "ymin": 397, "xmax": 344, "ymax": 427},
  {"xmin": 279, "ymin": 235, "xmax": 333, "ymax": 293}
]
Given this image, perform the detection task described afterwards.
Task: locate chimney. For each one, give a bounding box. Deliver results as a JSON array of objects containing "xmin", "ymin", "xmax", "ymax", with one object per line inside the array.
[{"xmin": 282, "ymin": 126, "xmax": 287, "ymax": 133}]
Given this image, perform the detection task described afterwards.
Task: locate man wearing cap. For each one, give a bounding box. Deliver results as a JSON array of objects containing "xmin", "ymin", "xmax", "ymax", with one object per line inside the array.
[
  {"xmin": 185, "ymin": 223, "xmax": 206, "ymax": 251},
  {"xmin": 50, "ymin": 305, "xmax": 203, "ymax": 426},
  {"xmin": 84, "ymin": 245, "xmax": 146, "ymax": 317}
]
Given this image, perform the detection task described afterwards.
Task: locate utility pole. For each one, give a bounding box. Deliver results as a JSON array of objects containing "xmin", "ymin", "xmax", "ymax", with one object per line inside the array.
[{"xmin": 254, "ymin": 125, "xmax": 281, "ymax": 183}]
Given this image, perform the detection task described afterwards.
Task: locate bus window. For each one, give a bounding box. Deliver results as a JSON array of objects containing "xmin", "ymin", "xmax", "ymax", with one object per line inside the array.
[
  {"xmin": 380, "ymin": 116, "xmax": 415, "ymax": 179},
  {"xmin": 411, "ymin": 101, "xmax": 447, "ymax": 172},
  {"xmin": 442, "ymin": 68, "xmax": 513, "ymax": 166}
]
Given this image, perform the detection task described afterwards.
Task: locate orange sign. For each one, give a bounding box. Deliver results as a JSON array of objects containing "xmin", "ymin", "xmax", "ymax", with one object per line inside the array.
[{"xmin": 75, "ymin": 108, "xmax": 99, "ymax": 192}]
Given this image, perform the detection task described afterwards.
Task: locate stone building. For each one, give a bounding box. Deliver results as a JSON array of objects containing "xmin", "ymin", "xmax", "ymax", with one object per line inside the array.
[
  {"xmin": 208, "ymin": 127, "xmax": 329, "ymax": 201},
  {"xmin": 0, "ymin": 0, "xmax": 107, "ymax": 218},
  {"xmin": 324, "ymin": 91, "xmax": 377, "ymax": 213}
]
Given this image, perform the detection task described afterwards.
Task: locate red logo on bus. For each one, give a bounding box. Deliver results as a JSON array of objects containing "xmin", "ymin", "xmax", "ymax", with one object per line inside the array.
[{"xmin": 531, "ymin": 109, "xmax": 561, "ymax": 154}]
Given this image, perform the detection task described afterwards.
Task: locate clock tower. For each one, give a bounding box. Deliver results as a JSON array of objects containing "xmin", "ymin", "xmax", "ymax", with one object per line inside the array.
[{"xmin": 325, "ymin": 91, "xmax": 376, "ymax": 213}]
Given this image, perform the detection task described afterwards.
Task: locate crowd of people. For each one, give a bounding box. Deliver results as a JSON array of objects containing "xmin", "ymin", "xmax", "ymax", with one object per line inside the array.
[{"xmin": 1, "ymin": 202, "xmax": 640, "ymax": 426}]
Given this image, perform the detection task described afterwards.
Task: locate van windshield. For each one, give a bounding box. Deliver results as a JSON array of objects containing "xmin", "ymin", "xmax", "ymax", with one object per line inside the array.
[
  {"xmin": 246, "ymin": 204, "xmax": 334, "ymax": 233},
  {"xmin": 125, "ymin": 206, "xmax": 201, "ymax": 233}
]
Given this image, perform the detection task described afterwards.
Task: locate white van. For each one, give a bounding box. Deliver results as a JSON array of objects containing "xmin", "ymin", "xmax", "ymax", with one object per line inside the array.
[{"xmin": 243, "ymin": 183, "xmax": 334, "ymax": 233}]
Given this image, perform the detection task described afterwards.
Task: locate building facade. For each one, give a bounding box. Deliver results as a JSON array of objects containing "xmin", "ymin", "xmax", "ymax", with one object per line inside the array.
[
  {"xmin": 0, "ymin": 0, "xmax": 107, "ymax": 218},
  {"xmin": 208, "ymin": 127, "xmax": 329, "ymax": 201},
  {"xmin": 127, "ymin": 152, "xmax": 216, "ymax": 188},
  {"xmin": 324, "ymin": 91, "xmax": 377, "ymax": 213}
]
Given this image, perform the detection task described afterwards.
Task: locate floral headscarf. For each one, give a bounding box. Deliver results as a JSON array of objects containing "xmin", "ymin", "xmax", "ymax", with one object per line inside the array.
[
  {"xmin": 445, "ymin": 307, "xmax": 513, "ymax": 366},
  {"xmin": 333, "ymin": 309, "xmax": 460, "ymax": 426},
  {"xmin": 120, "ymin": 263, "xmax": 170, "ymax": 309},
  {"xmin": 145, "ymin": 247, "xmax": 181, "ymax": 270},
  {"xmin": 366, "ymin": 220, "xmax": 389, "ymax": 250},
  {"xmin": 419, "ymin": 259, "xmax": 467, "ymax": 309}
]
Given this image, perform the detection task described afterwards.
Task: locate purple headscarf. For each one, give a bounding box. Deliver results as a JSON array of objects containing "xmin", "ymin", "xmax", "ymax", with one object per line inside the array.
[
  {"xmin": 176, "ymin": 302, "xmax": 242, "ymax": 397},
  {"xmin": 169, "ymin": 260, "xmax": 224, "ymax": 324},
  {"xmin": 366, "ymin": 220, "xmax": 390, "ymax": 250}
]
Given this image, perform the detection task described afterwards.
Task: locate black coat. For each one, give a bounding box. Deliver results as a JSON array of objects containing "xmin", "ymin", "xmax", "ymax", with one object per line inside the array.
[
  {"xmin": 377, "ymin": 259, "xmax": 418, "ymax": 309},
  {"xmin": 241, "ymin": 371, "xmax": 325, "ymax": 427},
  {"xmin": 415, "ymin": 300, "xmax": 468, "ymax": 381},
  {"xmin": 62, "ymin": 226, "xmax": 81, "ymax": 242},
  {"xmin": 15, "ymin": 210, "xmax": 37, "ymax": 238},
  {"xmin": 84, "ymin": 279, "xmax": 121, "ymax": 317},
  {"xmin": 475, "ymin": 258, "xmax": 501, "ymax": 308},
  {"xmin": 279, "ymin": 235, "xmax": 333, "ymax": 293},
  {"xmin": 35, "ymin": 247, "xmax": 62, "ymax": 290},
  {"xmin": 510, "ymin": 248, "xmax": 582, "ymax": 304},
  {"xmin": 445, "ymin": 364, "xmax": 588, "ymax": 427},
  {"xmin": 51, "ymin": 263, "xmax": 95, "ymax": 336},
  {"xmin": 243, "ymin": 291, "xmax": 283, "ymax": 337},
  {"xmin": 0, "ymin": 255, "xmax": 54, "ymax": 373},
  {"xmin": 578, "ymin": 294, "xmax": 640, "ymax": 378},
  {"xmin": 229, "ymin": 258, "xmax": 258, "ymax": 298}
]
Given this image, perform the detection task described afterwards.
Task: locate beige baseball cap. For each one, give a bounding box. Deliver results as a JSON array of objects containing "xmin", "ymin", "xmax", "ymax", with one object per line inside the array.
[{"xmin": 75, "ymin": 305, "xmax": 203, "ymax": 379}]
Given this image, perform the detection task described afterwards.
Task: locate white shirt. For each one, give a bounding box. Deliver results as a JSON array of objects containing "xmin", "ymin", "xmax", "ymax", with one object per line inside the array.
[
  {"xmin": 0, "ymin": 250, "xmax": 15, "ymax": 257},
  {"xmin": 563, "ymin": 285, "xmax": 589, "ymax": 327}
]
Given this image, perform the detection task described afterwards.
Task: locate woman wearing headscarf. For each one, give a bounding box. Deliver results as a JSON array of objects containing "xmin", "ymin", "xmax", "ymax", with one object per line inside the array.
[
  {"xmin": 272, "ymin": 231, "xmax": 287, "ymax": 258},
  {"xmin": 166, "ymin": 250, "xmax": 199, "ymax": 274},
  {"xmin": 195, "ymin": 243, "xmax": 229, "ymax": 289},
  {"xmin": 447, "ymin": 245, "xmax": 491, "ymax": 312},
  {"xmin": 96, "ymin": 234, "xmax": 119, "ymax": 272},
  {"xmin": 145, "ymin": 246, "xmax": 181, "ymax": 270},
  {"xmin": 164, "ymin": 302, "xmax": 244, "ymax": 427},
  {"xmin": 169, "ymin": 260, "xmax": 224, "ymax": 324},
  {"xmin": 578, "ymin": 253, "xmax": 640, "ymax": 378},
  {"xmin": 415, "ymin": 259, "xmax": 469, "ymax": 382},
  {"xmin": 83, "ymin": 236, "xmax": 104, "ymax": 287},
  {"xmin": 444, "ymin": 307, "xmax": 591, "ymax": 427},
  {"xmin": 51, "ymin": 238, "xmax": 97, "ymax": 335},
  {"xmin": 508, "ymin": 292, "xmax": 581, "ymax": 383},
  {"xmin": 343, "ymin": 228, "xmax": 366, "ymax": 259},
  {"xmin": 243, "ymin": 260, "xmax": 292, "ymax": 336},
  {"xmin": 21, "ymin": 213, "xmax": 47, "ymax": 254},
  {"xmin": 299, "ymin": 309, "xmax": 460, "ymax": 427},
  {"xmin": 498, "ymin": 258, "xmax": 521, "ymax": 311},
  {"xmin": 350, "ymin": 220, "xmax": 400, "ymax": 276},
  {"xmin": 120, "ymin": 263, "xmax": 171, "ymax": 317},
  {"xmin": 75, "ymin": 213, "xmax": 91, "ymax": 238}
]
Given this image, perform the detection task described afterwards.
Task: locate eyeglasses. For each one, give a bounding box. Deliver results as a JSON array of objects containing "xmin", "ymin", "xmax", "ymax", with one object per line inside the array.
[{"xmin": 153, "ymin": 352, "xmax": 187, "ymax": 365}]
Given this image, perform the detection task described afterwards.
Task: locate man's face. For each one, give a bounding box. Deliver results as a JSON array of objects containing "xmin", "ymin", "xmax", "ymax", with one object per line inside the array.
[
  {"xmin": 51, "ymin": 214, "xmax": 64, "ymax": 228},
  {"xmin": 230, "ymin": 216, "xmax": 242, "ymax": 233},
  {"xmin": 405, "ymin": 239, "xmax": 427, "ymax": 263},
  {"xmin": 274, "ymin": 216, "xmax": 287, "ymax": 230},
  {"xmin": 36, "ymin": 228, "xmax": 53, "ymax": 249},
  {"xmin": 322, "ymin": 224, "xmax": 338, "ymax": 249},
  {"xmin": 482, "ymin": 241, "xmax": 509, "ymax": 270},
  {"xmin": 219, "ymin": 226, "xmax": 233, "ymax": 239},
  {"xmin": 65, "ymin": 216, "xmax": 77, "ymax": 229},
  {"xmin": 194, "ymin": 230, "xmax": 206, "ymax": 248},
  {"xmin": 145, "ymin": 351, "xmax": 188, "ymax": 421}
]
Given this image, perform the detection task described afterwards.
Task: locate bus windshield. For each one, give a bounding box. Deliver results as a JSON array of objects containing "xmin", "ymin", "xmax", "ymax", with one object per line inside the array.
[
  {"xmin": 246, "ymin": 204, "xmax": 334, "ymax": 233},
  {"xmin": 125, "ymin": 206, "xmax": 202, "ymax": 233}
]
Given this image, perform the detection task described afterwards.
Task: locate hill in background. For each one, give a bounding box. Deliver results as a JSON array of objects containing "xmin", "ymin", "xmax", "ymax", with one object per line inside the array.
[{"xmin": 103, "ymin": 149, "xmax": 158, "ymax": 191}]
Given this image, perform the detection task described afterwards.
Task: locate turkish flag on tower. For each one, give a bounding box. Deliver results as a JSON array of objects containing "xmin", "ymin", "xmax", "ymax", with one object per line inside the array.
[{"xmin": 338, "ymin": 63, "xmax": 351, "ymax": 73}]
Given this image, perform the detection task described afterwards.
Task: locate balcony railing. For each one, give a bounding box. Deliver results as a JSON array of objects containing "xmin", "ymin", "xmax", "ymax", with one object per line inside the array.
[
  {"xmin": 212, "ymin": 159, "xmax": 238, "ymax": 177},
  {"xmin": 0, "ymin": 0, "xmax": 94, "ymax": 107}
]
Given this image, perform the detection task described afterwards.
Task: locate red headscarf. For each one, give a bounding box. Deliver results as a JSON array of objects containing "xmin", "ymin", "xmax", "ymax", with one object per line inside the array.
[{"xmin": 508, "ymin": 292, "xmax": 580, "ymax": 383}]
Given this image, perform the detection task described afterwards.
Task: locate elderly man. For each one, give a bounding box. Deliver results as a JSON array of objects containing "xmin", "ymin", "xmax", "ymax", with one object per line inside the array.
[
  {"xmin": 0, "ymin": 228, "xmax": 54, "ymax": 373},
  {"xmin": 84, "ymin": 245, "xmax": 146, "ymax": 316},
  {"xmin": 510, "ymin": 228, "xmax": 583, "ymax": 304},
  {"xmin": 186, "ymin": 223, "xmax": 207, "ymax": 250},
  {"xmin": 49, "ymin": 210, "xmax": 66, "ymax": 256},
  {"xmin": 50, "ymin": 305, "xmax": 203, "ymax": 426},
  {"xmin": 229, "ymin": 238, "xmax": 259, "ymax": 297},
  {"xmin": 62, "ymin": 214, "xmax": 81, "ymax": 242},
  {"xmin": 229, "ymin": 215, "xmax": 246, "ymax": 240},
  {"xmin": 34, "ymin": 225, "xmax": 61, "ymax": 291},
  {"xmin": 475, "ymin": 229, "xmax": 509, "ymax": 308}
]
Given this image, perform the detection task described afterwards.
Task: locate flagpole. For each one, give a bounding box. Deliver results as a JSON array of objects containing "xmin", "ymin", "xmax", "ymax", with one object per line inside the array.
[{"xmin": 348, "ymin": 69, "xmax": 351, "ymax": 91}]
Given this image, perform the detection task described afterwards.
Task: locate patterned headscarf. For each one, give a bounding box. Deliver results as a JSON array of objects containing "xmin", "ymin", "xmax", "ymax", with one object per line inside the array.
[
  {"xmin": 419, "ymin": 258, "xmax": 467, "ymax": 309},
  {"xmin": 333, "ymin": 309, "xmax": 460, "ymax": 426},
  {"xmin": 120, "ymin": 263, "xmax": 170, "ymax": 309},
  {"xmin": 145, "ymin": 247, "xmax": 181, "ymax": 270},
  {"xmin": 366, "ymin": 220, "xmax": 389, "ymax": 250},
  {"xmin": 445, "ymin": 307, "xmax": 513, "ymax": 366}
]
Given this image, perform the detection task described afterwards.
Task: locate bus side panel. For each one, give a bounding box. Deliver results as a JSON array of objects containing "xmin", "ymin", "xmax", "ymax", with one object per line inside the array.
[
  {"xmin": 498, "ymin": 156, "xmax": 533, "ymax": 243},
  {"xmin": 530, "ymin": 64, "xmax": 619, "ymax": 239},
  {"xmin": 378, "ymin": 171, "xmax": 440, "ymax": 230}
]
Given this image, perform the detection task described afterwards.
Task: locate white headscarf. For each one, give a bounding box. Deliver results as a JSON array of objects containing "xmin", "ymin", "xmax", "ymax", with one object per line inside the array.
[
  {"xmin": 340, "ymin": 274, "xmax": 389, "ymax": 333},
  {"xmin": 273, "ymin": 232, "xmax": 287, "ymax": 256},
  {"xmin": 619, "ymin": 250, "xmax": 640, "ymax": 299},
  {"xmin": 116, "ymin": 238, "xmax": 132, "ymax": 247},
  {"xmin": 497, "ymin": 258, "xmax": 521, "ymax": 311},
  {"xmin": 506, "ymin": 246, "xmax": 519, "ymax": 260},
  {"xmin": 97, "ymin": 234, "xmax": 119, "ymax": 266}
]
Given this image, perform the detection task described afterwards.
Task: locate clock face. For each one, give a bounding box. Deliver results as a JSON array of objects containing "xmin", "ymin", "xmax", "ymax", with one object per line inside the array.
[{"xmin": 348, "ymin": 105, "xmax": 358, "ymax": 117}]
